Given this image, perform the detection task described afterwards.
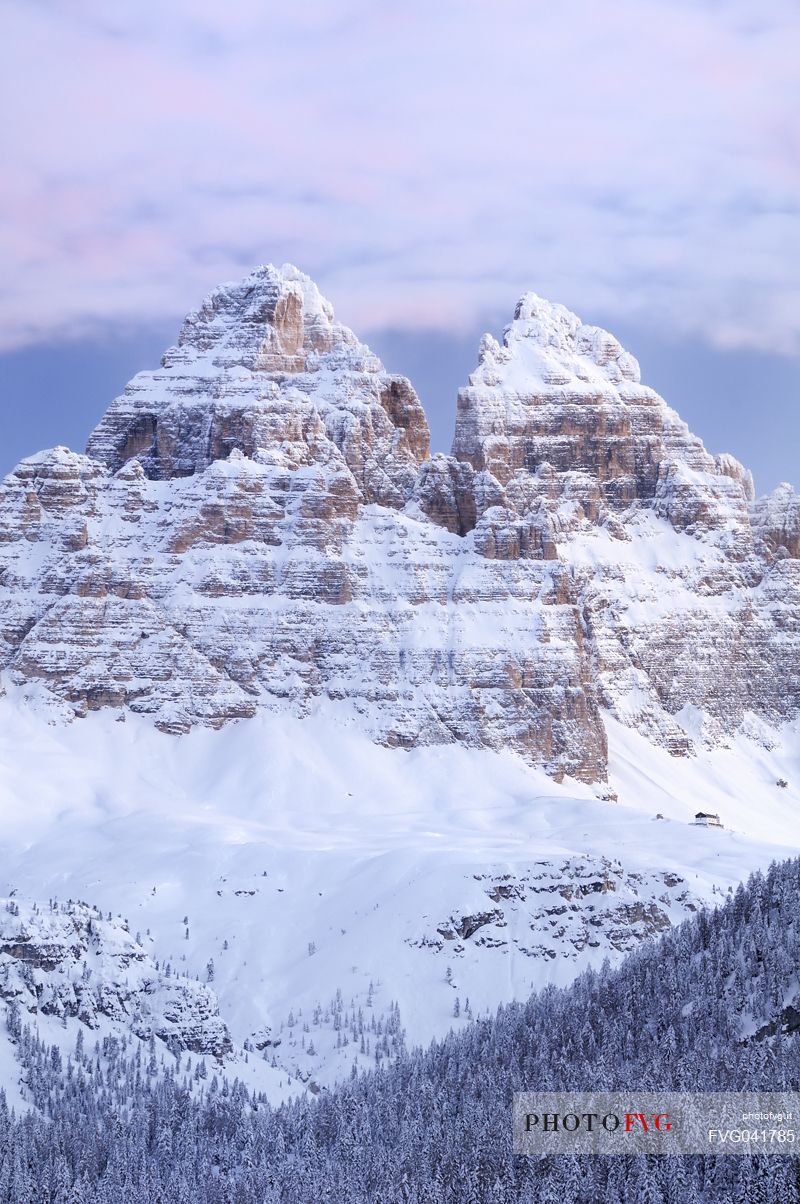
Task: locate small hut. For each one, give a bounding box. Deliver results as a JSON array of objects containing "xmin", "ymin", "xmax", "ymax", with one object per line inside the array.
[{"xmin": 693, "ymin": 811, "xmax": 722, "ymax": 828}]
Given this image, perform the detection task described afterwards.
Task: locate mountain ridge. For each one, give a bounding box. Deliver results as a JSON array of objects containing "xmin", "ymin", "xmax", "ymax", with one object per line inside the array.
[{"xmin": 1, "ymin": 263, "xmax": 799, "ymax": 783}]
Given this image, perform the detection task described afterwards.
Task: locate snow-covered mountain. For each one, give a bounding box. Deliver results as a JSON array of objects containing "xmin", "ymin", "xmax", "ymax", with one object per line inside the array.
[
  {"xmin": 3, "ymin": 265, "xmax": 798, "ymax": 772},
  {"xmin": 0, "ymin": 264, "xmax": 798, "ymax": 1099}
]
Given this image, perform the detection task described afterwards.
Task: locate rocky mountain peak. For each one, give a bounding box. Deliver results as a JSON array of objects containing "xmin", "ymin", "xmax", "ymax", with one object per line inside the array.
[
  {"xmin": 167, "ymin": 263, "xmax": 358, "ymax": 373},
  {"xmin": 449, "ymin": 289, "xmax": 755, "ymax": 549},
  {"xmin": 85, "ymin": 264, "xmax": 430, "ymax": 504},
  {"xmin": 501, "ymin": 291, "xmax": 641, "ymax": 387},
  {"xmin": 750, "ymin": 480, "xmax": 800, "ymax": 558}
]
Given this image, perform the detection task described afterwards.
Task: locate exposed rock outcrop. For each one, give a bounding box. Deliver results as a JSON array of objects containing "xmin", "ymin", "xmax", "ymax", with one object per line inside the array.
[
  {"xmin": 411, "ymin": 857, "xmax": 698, "ymax": 960},
  {"xmin": 0, "ymin": 897, "xmax": 231, "ymax": 1057},
  {"xmin": 86, "ymin": 265, "xmax": 430, "ymax": 509},
  {"xmin": 439, "ymin": 293, "xmax": 796, "ymax": 752},
  {"xmin": 451, "ymin": 294, "xmax": 754, "ymax": 521},
  {"xmin": 750, "ymin": 481, "xmax": 800, "ymax": 559}
]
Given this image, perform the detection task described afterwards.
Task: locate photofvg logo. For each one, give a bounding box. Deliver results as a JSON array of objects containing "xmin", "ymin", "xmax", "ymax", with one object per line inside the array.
[
  {"xmin": 513, "ymin": 1093, "xmax": 800, "ymax": 1156},
  {"xmin": 524, "ymin": 1108, "xmax": 672, "ymax": 1136}
]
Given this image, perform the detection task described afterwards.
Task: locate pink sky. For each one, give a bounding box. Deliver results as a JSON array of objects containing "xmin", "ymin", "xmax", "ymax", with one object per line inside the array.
[{"xmin": 1, "ymin": 0, "xmax": 799, "ymax": 352}]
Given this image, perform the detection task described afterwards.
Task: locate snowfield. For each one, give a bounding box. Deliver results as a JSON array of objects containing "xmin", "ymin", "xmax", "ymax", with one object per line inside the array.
[{"xmin": 0, "ymin": 685, "xmax": 798, "ymax": 1101}]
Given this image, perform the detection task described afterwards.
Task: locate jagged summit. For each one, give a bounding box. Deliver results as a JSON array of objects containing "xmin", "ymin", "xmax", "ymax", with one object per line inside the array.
[
  {"xmin": 168, "ymin": 263, "xmax": 361, "ymax": 372},
  {"xmin": 452, "ymin": 289, "xmax": 755, "ymax": 523},
  {"xmin": 751, "ymin": 480, "xmax": 800, "ymax": 559},
  {"xmin": 84, "ymin": 264, "xmax": 754, "ymax": 526},
  {"xmin": 482, "ymin": 290, "xmax": 643, "ymax": 389},
  {"xmin": 86, "ymin": 263, "xmax": 430, "ymax": 506}
]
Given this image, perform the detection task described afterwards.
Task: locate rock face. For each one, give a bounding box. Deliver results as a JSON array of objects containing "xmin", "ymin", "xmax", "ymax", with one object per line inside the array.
[
  {"xmin": 0, "ymin": 897, "xmax": 231, "ymax": 1057},
  {"xmin": 452, "ymin": 296, "xmax": 755, "ymax": 517},
  {"xmin": 751, "ymin": 482, "xmax": 800, "ymax": 560},
  {"xmin": 411, "ymin": 856, "xmax": 697, "ymax": 962},
  {"xmin": 0, "ymin": 267, "xmax": 798, "ymax": 779},
  {"xmin": 86, "ymin": 265, "xmax": 429, "ymax": 509},
  {"xmin": 440, "ymin": 291, "xmax": 800, "ymax": 754}
]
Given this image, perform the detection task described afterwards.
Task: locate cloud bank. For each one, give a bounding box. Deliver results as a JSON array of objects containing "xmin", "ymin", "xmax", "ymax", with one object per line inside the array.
[{"xmin": 2, "ymin": 0, "xmax": 799, "ymax": 352}]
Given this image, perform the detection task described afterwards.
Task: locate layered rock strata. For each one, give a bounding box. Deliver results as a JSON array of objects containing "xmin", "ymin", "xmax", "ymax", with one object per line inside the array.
[{"xmin": 1, "ymin": 266, "xmax": 798, "ymax": 780}]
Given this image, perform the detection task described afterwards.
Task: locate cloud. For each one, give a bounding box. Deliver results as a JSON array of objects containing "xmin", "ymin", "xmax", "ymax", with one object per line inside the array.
[{"xmin": 1, "ymin": 0, "xmax": 799, "ymax": 352}]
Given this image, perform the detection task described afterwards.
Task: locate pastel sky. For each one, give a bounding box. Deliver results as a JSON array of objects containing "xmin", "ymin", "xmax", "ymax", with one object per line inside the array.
[{"xmin": 1, "ymin": 0, "xmax": 798, "ymax": 491}]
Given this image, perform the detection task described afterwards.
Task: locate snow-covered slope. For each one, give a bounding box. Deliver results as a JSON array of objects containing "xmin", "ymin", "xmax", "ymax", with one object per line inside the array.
[
  {"xmin": 0, "ymin": 692, "xmax": 798, "ymax": 1099},
  {"xmin": 1, "ymin": 264, "xmax": 799, "ymax": 1099}
]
